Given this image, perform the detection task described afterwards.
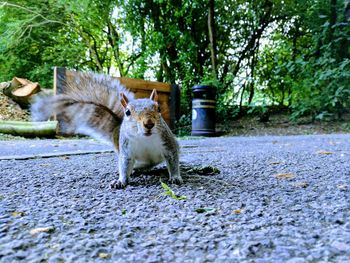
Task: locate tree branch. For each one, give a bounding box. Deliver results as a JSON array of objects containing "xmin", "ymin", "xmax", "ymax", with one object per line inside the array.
[{"xmin": 0, "ymin": 2, "xmax": 67, "ymax": 26}]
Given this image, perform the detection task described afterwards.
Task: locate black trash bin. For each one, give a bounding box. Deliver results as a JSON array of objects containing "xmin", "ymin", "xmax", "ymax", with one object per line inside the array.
[{"xmin": 191, "ymin": 85, "xmax": 216, "ymax": 136}]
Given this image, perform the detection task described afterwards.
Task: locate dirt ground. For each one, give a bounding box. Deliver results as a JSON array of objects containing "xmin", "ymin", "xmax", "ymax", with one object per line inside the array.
[{"xmin": 218, "ymin": 112, "xmax": 350, "ymax": 137}]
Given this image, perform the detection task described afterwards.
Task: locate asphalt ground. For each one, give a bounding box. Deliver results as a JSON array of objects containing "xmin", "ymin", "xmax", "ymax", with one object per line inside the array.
[{"xmin": 0, "ymin": 134, "xmax": 350, "ymax": 262}]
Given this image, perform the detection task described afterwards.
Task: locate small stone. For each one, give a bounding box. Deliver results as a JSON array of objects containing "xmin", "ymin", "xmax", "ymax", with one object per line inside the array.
[
  {"xmin": 337, "ymin": 184, "xmax": 348, "ymax": 191},
  {"xmin": 14, "ymin": 250, "xmax": 29, "ymax": 260},
  {"xmin": 286, "ymin": 257, "xmax": 306, "ymax": 263},
  {"xmin": 294, "ymin": 182, "xmax": 309, "ymax": 188},
  {"xmin": 30, "ymin": 226, "xmax": 55, "ymax": 236},
  {"xmin": 331, "ymin": 241, "xmax": 350, "ymax": 252},
  {"xmin": 206, "ymin": 254, "xmax": 216, "ymax": 261},
  {"xmin": 178, "ymin": 231, "xmax": 191, "ymax": 242},
  {"xmin": 99, "ymin": 253, "xmax": 110, "ymax": 260},
  {"xmin": 0, "ymin": 248, "xmax": 14, "ymax": 257}
]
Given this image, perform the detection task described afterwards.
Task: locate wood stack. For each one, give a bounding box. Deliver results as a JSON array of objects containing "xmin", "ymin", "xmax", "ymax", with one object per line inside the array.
[{"xmin": 2, "ymin": 77, "xmax": 41, "ymax": 108}]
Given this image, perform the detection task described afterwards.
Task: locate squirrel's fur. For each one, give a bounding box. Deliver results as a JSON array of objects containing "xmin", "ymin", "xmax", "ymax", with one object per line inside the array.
[
  {"xmin": 32, "ymin": 72, "xmax": 134, "ymax": 145},
  {"xmin": 31, "ymin": 71, "xmax": 182, "ymax": 188}
]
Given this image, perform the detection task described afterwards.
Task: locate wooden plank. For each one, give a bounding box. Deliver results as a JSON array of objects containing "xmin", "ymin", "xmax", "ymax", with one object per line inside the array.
[
  {"xmin": 54, "ymin": 67, "xmax": 66, "ymax": 95},
  {"xmin": 117, "ymin": 77, "xmax": 172, "ymax": 93},
  {"xmin": 63, "ymin": 70, "xmax": 171, "ymax": 93}
]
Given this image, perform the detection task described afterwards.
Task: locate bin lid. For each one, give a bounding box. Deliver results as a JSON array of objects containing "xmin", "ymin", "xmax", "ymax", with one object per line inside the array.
[{"xmin": 192, "ymin": 85, "xmax": 216, "ymax": 94}]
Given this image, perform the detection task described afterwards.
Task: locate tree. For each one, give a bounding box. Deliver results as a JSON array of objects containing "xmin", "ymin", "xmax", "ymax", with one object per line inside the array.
[{"xmin": 0, "ymin": 0, "xmax": 349, "ymax": 121}]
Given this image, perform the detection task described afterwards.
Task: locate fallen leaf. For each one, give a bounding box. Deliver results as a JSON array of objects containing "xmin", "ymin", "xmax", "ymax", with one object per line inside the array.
[
  {"xmin": 99, "ymin": 253, "xmax": 110, "ymax": 260},
  {"xmin": 161, "ymin": 181, "xmax": 187, "ymax": 201},
  {"xmin": 233, "ymin": 209, "xmax": 242, "ymax": 214},
  {"xmin": 11, "ymin": 211, "xmax": 25, "ymax": 217},
  {"xmin": 294, "ymin": 182, "xmax": 309, "ymax": 188},
  {"xmin": 269, "ymin": 161, "xmax": 283, "ymax": 165},
  {"xmin": 62, "ymin": 156, "xmax": 70, "ymax": 160},
  {"xmin": 316, "ymin": 150, "xmax": 333, "ymax": 155},
  {"xmin": 30, "ymin": 226, "xmax": 55, "ymax": 235},
  {"xmin": 273, "ymin": 173, "xmax": 295, "ymax": 179}
]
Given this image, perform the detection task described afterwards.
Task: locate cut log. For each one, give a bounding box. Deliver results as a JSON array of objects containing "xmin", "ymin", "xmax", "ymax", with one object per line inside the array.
[
  {"xmin": 0, "ymin": 82, "xmax": 10, "ymax": 90},
  {"xmin": 0, "ymin": 121, "xmax": 57, "ymax": 138},
  {"xmin": 12, "ymin": 82, "xmax": 40, "ymax": 97},
  {"xmin": 2, "ymin": 77, "xmax": 41, "ymax": 108}
]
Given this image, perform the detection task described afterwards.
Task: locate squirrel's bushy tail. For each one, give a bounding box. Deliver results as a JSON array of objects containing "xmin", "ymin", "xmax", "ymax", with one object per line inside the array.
[{"xmin": 31, "ymin": 72, "xmax": 134, "ymax": 144}]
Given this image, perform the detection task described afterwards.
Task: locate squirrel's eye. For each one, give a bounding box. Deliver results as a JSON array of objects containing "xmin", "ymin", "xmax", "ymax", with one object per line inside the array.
[{"xmin": 125, "ymin": 109, "xmax": 131, "ymax": 116}]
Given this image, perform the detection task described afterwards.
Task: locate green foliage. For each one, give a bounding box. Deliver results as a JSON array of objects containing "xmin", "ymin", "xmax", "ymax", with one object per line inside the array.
[
  {"xmin": 216, "ymin": 99, "xmax": 240, "ymax": 122},
  {"xmin": 247, "ymin": 101, "xmax": 269, "ymax": 116},
  {"xmin": 0, "ymin": 0, "xmax": 349, "ymax": 122},
  {"xmin": 174, "ymin": 114, "xmax": 192, "ymax": 137}
]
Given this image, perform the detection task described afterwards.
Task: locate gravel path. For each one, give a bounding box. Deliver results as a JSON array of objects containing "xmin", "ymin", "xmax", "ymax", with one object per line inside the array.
[{"xmin": 0, "ymin": 134, "xmax": 350, "ymax": 262}]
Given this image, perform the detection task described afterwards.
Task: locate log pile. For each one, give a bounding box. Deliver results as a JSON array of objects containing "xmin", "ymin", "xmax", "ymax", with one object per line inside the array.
[
  {"xmin": 1, "ymin": 77, "xmax": 41, "ymax": 108},
  {"xmin": 0, "ymin": 77, "xmax": 56, "ymax": 138},
  {"xmin": 0, "ymin": 89, "xmax": 30, "ymax": 121}
]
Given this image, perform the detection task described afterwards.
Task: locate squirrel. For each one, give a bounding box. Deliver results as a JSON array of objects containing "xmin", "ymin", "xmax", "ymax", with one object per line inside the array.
[{"xmin": 31, "ymin": 71, "xmax": 183, "ymax": 189}]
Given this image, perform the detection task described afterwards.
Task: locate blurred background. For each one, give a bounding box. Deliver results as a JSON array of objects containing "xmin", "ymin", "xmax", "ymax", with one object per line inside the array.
[{"xmin": 0, "ymin": 0, "xmax": 349, "ymax": 136}]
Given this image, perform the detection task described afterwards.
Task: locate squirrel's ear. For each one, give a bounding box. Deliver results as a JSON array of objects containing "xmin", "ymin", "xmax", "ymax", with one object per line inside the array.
[
  {"xmin": 120, "ymin": 93, "xmax": 129, "ymax": 108},
  {"xmin": 150, "ymin": 89, "xmax": 158, "ymax": 102}
]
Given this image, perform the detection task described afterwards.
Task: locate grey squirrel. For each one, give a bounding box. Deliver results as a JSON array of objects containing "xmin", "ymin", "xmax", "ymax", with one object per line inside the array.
[{"xmin": 31, "ymin": 72, "xmax": 183, "ymax": 189}]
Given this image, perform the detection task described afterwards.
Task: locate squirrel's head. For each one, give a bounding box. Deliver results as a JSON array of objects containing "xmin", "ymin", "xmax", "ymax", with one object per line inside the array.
[{"xmin": 120, "ymin": 89, "xmax": 161, "ymax": 137}]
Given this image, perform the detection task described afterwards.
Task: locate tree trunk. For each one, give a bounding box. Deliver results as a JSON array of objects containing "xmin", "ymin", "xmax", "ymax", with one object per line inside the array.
[
  {"xmin": 107, "ymin": 20, "xmax": 124, "ymax": 76},
  {"xmin": 239, "ymin": 82, "xmax": 247, "ymax": 112},
  {"xmin": 247, "ymin": 46, "xmax": 258, "ymax": 105},
  {"xmin": 289, "ymin": 20, "xmax": 299, "ymax": 107},
  {"xmin": 231, "ymin": 0, "xmax": 273, "ymax": 80},
  {"xmin": 327, "ymin": 0, "xmax": 337, "ymax": 56},
  {"xmin": 339, "ymin": 0, "xmax": 350, "ymax": 59},
  {"xmin": 208, "ymin": 0, "xmax": 217, "ymax": 79}
]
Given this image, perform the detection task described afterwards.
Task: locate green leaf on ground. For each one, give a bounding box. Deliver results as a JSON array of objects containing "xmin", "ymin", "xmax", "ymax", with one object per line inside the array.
[{"xmin": 160, "ymin": 181, "xmax": 187, "ymax": 201}]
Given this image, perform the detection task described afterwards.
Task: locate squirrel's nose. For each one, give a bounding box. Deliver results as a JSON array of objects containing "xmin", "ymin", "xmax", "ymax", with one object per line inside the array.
[{"xmin": 144, "ymin": 120, "xmax": 155, "ymax": 130}]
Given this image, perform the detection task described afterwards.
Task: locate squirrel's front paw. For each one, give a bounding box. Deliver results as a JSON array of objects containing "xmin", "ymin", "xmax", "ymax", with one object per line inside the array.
[
  {"xmin": 170, "ymin": 176, "xmax": 183, "ymax": 185},
  {"xmin": 110, "ymin": 179, "xmax": 127, "ymax": 189}
]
